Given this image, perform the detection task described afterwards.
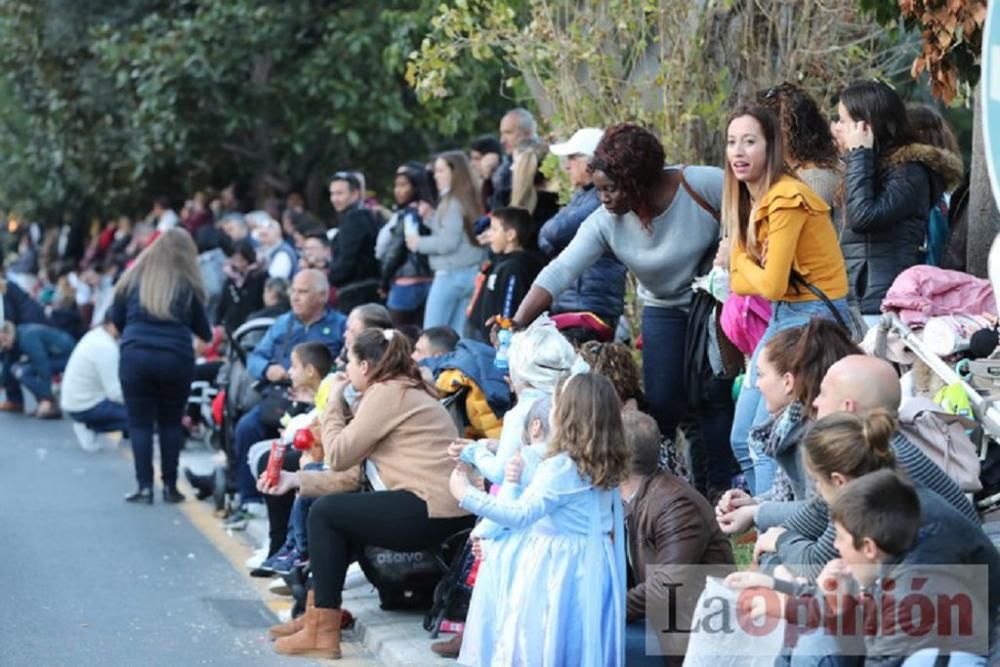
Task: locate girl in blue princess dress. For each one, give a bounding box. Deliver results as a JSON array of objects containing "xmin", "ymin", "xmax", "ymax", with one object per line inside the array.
[
  {"xmin": 453, "ymin": 319, "xmax": 575, "ymax": 665},
  {"xmin": 450, "ymin": 373, "xmax": 629, "ymax": 667}
]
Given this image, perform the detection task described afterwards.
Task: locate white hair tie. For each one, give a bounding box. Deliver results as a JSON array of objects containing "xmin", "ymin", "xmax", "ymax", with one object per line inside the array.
[{"xmin": 383, "ymin": 329, "xmax": 395, "ymax": 341}]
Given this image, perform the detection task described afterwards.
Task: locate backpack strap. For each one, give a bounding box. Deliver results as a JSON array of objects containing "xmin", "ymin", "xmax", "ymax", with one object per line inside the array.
[{"xmin": 678, "ymin": 167, "xmax": 720, "ymax": 222}]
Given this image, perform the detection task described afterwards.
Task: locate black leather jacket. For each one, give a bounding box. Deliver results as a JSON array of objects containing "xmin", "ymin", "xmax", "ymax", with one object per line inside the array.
[{"xmin": 841, "ymin": 143, "xmax": 962, "ymax": 314}]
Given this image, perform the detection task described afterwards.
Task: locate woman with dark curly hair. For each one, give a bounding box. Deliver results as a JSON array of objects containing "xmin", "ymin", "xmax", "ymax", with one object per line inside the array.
[
  {"xmin": 512, "ymin": 123, "xmax": 724, "ymax": 451},
  {"xmin": 756, "ymin": 82, "xmax": 841, "ymax": 208}
]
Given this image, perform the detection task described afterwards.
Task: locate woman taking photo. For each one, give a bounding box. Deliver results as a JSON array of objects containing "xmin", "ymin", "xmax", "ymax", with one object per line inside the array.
[
  {"xmin": 723, "ymin": 105, "xmax": 849, "ymax": 496},
  {"xmin": 381, "ymin": 163, "xmax": 435, "ymax": 327},
  {"xmin": 407, "ymin": 150, "xmax": 484, "ymax": 332},
  {"xmin": 259, "ymin": 329, "xmax": 472, "ymax": 659},
  {"xmin": 512, "ymin": 123, "xmax": 724, "ymax": 455},
  {"xmin": 833, "ymin": 80, "xmax": 963, "ymax": 322},
  {"xmin": 112, "ymin": 228, "xmax": 212, "ymax": 504}
]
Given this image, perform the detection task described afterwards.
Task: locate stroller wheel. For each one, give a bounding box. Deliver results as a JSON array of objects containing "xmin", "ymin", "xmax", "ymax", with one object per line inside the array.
[{"xmin": 213, "ymin": 465, "xmax": 228, "ymax": 512}]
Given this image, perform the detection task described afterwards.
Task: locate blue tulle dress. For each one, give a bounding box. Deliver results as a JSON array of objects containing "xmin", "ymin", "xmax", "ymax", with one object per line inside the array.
[
  {"xmin": 458, "ymin": 440, "xmax": 547, "ymax": 666},
  {"xmin": 459, "ymin": 451, "xmax": 626, "ymax": 667}
]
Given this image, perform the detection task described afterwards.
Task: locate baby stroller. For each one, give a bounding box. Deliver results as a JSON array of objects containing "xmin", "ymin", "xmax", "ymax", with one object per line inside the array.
[{"xmin": 191, "ymin": 316, "xmax": 276, "ymax": 512}]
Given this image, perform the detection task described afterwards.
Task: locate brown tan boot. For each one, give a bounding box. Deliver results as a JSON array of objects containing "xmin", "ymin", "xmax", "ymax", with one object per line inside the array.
[
  {"xmin": 273, "ymin": 607, "xmax": 342, "ymax": 659},
  {"xmin": 268, "ymin": 590, "xmax": 313, "ymax": 640},
  {"xmin": 430, "ymin": 632, "xmax": 463, "ymax": 658}
]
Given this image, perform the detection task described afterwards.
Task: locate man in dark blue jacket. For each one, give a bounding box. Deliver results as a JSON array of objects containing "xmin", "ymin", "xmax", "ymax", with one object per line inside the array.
[
  {"xmin": 539, "ymin": 128, "xmax": 627, "ymax": 327},
  {"xmin": 228, "ymin": 269, "xmax": 347, "ymax": 524},
  {"xmin": 1, "ymin": 276, "xmax": 50, "ymax": 411}
]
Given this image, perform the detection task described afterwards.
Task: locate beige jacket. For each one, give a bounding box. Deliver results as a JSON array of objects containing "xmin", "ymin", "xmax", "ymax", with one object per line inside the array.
[{"xmin": 297, "ymin": 379, "xmax": 468, "ymax": 518}]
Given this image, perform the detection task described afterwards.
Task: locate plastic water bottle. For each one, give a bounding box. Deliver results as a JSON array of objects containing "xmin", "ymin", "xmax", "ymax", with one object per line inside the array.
[
  {"xmin": 404, "ymin": 215, "xmax": 420, "ymax": 238},
  {"xmin": 495, "ymin": 328, "xmax": 512, "ymax": 372}
]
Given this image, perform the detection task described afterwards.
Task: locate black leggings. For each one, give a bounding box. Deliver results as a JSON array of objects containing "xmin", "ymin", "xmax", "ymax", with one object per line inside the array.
[
  {"xmin": 255, "ymin": 449, "xmax": 302, "ymax": 557},
  {"xmin": 309, "ymin": 490, "xmax": 473, "ymax": 608}
]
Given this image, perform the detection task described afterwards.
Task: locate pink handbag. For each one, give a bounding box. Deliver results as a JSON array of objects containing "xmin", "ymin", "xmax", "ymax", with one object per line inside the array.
[{"xmin": 720, "ymin": 294, "xmax": 772, "ymax": 356}]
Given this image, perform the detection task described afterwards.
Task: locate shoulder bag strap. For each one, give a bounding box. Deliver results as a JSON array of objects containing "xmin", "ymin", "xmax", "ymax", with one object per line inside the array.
[
  {"xmin": 678, "ymin": 167, "xmax": 720, "ymax": 222},
  {"xmin": 788, "ymin": 270, "xmax": 850, "ymax": 332}
]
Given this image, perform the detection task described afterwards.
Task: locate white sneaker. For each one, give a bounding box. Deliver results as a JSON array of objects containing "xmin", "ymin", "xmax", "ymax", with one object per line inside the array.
[
  {"xmin": 344, "ymin": 562, "xmax": 369, "ymax": 590},
  {"xmin": 268, "ymin": 577, "xmax": 292, "ymax": 597},
  {"xmin": 72, "ymin": 423, "xmax": 101, "ymax": 453},
  {"xmin": 245, "ymin": 546, "xmax": 268, "ymax": 570},
  {"xmin": 243, "ymin": 501, "xmax": 267, "ymax": 519},
  {"xmin": 101, "ymin": 431, "xmax": 124, "ymax": 449}
]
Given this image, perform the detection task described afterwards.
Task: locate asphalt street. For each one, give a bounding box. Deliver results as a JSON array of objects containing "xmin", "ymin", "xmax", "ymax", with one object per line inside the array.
[{"xmin": 0, "ymin": 412, "xmax": 348, "ymax": 667}]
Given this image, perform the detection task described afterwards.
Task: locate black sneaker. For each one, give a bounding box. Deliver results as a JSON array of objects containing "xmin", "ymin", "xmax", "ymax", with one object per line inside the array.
[
  {"xmin": 125, "ymin": 487, "xmax": 154, "ymax": 505},
  {"xmin": 183, "ymin": 468, "xmax": 215, "ymax": 500},
  {"xmin": 162, "ymin": 486, "xmax": 186, "ymax": 504}
]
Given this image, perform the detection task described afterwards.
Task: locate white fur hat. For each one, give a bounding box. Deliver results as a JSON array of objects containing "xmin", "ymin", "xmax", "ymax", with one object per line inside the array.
[{"xmin": 508, "ymin": 315, "xmax": 577, "ymax": 393}]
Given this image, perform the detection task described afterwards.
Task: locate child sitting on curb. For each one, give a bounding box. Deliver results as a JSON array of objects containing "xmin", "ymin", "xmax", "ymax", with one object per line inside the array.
[{"xmin": 250, "ymin": 341, "xmax": 333, "ymax": 570}]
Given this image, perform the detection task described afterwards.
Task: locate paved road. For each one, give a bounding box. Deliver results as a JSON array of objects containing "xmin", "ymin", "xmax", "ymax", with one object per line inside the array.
[{"xmin": 0, "ymin": 413, "xmax": 367, "ymax": 667}]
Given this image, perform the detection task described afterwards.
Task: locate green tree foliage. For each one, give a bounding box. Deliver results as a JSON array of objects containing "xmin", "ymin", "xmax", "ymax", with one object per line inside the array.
[
  {"xmin": 0, "ymin": 0, "xmax": 505, "ymax": 221},
  {"xmin": 408, "ymin": 0, "xmax": 912, "ymax": 166}
]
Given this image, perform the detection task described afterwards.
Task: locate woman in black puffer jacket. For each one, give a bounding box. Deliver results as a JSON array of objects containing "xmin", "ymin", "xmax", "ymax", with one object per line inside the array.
[{"xmin": 833, "ymin": 81, "xmax": 963, "ymax": 319}]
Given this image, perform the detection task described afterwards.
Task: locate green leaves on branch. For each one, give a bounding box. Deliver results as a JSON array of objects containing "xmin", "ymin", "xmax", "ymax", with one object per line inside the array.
[
  {"xmin": 0, "ymin": 0, "xmax": 505, "ymax": 221},
  {"xmin": 409, "ymin": 0, "xmax": 913, "ymax": 166}
]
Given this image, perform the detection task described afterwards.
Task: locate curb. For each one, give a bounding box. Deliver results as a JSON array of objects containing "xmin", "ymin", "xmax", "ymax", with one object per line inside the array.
[{"xmin": 246, "ymin": 517, "xmax": 456, "ymax": 667}]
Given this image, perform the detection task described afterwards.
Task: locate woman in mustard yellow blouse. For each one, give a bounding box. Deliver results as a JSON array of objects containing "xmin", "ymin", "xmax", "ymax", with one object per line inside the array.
[{"xmin": 722, "ymin": 105, "xmax": 849, "ymax": 496}]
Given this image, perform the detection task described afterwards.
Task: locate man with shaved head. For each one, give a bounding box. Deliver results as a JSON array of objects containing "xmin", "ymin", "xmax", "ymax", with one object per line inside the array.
[
  {"xmin": 750, "ymin": 354, "xmax": 977, "ymax": 580},
  {"xmin": 812, "ymin": 354, "xmax": 902, "ymax": 420},
  {"xmin": 226, "ymin": 268, "xmax": 348, "ymax": 526}
]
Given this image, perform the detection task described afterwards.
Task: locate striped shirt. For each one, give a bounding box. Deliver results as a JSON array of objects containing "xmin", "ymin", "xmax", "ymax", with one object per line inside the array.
[{"xmin": 774, "ymin": 431, "xmax": 977, "ymax": 580}]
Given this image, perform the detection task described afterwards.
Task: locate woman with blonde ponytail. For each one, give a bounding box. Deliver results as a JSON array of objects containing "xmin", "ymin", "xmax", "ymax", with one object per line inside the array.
[
  {"xmin": 112, "ymin": 228, "xmax": 212, "ymax": 504},
  {"xmin": 723, "ymin": 104, "xmax": 850, "ymax": 498},
  {"xmin": 801, "ymin": 409, "xmax": 898, "ymax": 500}
]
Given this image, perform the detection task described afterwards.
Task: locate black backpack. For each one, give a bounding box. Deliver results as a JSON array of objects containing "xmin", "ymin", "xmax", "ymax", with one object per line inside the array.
[{"xmin": 356, "ymin": 545, "xmax": 442, "ymax": 611}]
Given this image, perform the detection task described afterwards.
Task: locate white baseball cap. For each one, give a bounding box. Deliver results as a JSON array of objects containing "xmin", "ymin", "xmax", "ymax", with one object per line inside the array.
[{"xmin": 549, "ymin": 128, "xmax": 604, "ymax": 158}]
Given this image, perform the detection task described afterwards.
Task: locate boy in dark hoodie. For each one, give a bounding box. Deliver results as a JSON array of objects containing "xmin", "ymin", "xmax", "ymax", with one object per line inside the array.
[{"xmin": 466, "ymin": 206, "xmax": 547, "ymax": 342}]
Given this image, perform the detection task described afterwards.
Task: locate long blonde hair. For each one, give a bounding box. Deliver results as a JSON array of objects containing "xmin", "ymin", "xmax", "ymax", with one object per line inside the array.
[
  {"xmin": 721, "ymin": 106, "xmax": 789, "ymax": 261},
  {"xmin": 549, "ymin": 373, "xmax": 630, "ymax": 490},
  {"xmin": 115, "ymin": 228, "xmax": 206, "ymax": 320},
  {"xmin": 437, "ymin": 150, "xmax": 484, "ymax": 244}
]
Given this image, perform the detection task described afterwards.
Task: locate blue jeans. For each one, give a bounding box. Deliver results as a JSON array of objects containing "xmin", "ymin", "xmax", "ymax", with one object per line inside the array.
[
  {"xmin": 730, "ymin": 298, "xmax": 848, "ymax": 495},
  {"xmin": 288, "ymin": 462, "xmax": 323, "ymax": 553},
  {"xmin": 387, "ymin": 281, "xmax": 432, "ymax": 313},
  {"xmin": 234, "ymin": 404, "xmax": 278, "ymax": 503},
  {"xmin": 423, "ymin": 266, "xmax": 479, "ymax": 333},
  {"xmin": 13, "ymin": 323, "xmax": 76, "ymax": 400},
  {"xmin": 69, "ymin": 399, "xmax": 130, "ymax": 433},
  {"xmin": 641, "ymin": 306, "xmax": 689, "ymax": 442},
  {"xmin": 120, "ymin": 346, "xmax": 194, "ymax": 489}
]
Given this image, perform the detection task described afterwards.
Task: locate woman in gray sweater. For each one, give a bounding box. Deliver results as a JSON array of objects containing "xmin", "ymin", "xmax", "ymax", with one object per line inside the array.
[
  {"xmin": 409, "ymin": 150, "xmax": 484, "ymax": 332},
  {"xmin": 513, "ymin": 124, "xmax": 724, "ymax": 450}
]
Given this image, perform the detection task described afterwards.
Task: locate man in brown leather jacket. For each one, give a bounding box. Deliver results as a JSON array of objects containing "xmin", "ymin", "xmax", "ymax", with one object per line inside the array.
[{"xmin": 621, "ymin": 411, "xmax": 735, "ymax": 666}]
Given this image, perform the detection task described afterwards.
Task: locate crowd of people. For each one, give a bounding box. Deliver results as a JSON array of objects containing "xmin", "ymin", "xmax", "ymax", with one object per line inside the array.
[{"xmin": 1, "ymin": 80, "xmax": 998, "ymax": 666}]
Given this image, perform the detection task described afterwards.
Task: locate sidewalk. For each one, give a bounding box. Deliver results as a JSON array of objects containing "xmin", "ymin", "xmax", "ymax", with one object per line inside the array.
[{"xmin": 181, "ymin": 448, "xmax": 457, "ymax": 667}]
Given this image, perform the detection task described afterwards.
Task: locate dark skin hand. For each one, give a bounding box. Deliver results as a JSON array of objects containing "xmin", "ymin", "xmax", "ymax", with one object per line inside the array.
[{"xmin": 504, "ymin": 167, "xmax": 681, "ymax": 334}]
